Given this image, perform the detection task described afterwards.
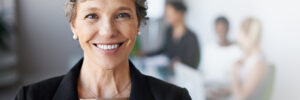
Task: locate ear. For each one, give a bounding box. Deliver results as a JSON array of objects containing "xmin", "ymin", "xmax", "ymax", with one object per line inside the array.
[
  {"xmin": 137, "ymin": 28, "xmax": 140, "ymax": 36},
  {"xmin": 70, "ymin": 24, "xmax": 77, "ymax": 36},
  {"xmin": 136, "ymin": 20, "xmax": 140, "ymax": 34}
]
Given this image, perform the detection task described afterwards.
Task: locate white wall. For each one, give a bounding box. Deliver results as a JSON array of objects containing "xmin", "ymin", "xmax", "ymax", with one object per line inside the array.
[
  {"xmin": 18, "ymin": 0, "xmax": 82, "ymax": 84},
  {"xmin": 184, "ymin": 0, "xmax": 300, "ymax": 99}
]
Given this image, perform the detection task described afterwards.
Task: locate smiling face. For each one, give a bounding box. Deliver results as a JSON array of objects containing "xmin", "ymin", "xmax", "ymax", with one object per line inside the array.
[
  {"xmin": 71, "ymin": 0, "xmax": 139, "ymax": 69},
  {"xmin": 215, "ymin": 22, "xmax": 228, "ymax": 42}
]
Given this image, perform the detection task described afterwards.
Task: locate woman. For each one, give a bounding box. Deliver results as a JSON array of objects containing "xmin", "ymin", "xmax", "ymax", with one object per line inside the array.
[
  {"xmin": 232, "ymin": 18, "xmax": 267, "ymax": 100},
  {"xmin": 147, "ymin": 1, "xmax": 200, "ymax": 69},
  {"xmin": 15, "ymin": 0, "xmax": 191, "ymax": 100},
  {"xmin": 202, "ymin": 16, "xmax": 241, "ymax": 100}
]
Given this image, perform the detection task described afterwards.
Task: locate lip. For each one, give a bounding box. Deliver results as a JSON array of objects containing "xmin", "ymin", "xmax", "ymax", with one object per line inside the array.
[
  {"xmin": 93, "ymin": 42, "xmax": 124, "ymax": 45},
  {"xmin": 92, "ymin": 41, "xmax": 126, "ymax": 55}
]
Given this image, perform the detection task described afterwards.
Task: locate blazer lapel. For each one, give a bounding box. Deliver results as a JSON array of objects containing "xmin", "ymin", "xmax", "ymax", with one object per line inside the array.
[
  {"xmin": 52, "ymin": 59, "xmax": 155, "ymax": 100},
  {"xmin": 52, "ymin": 58, "xmax": 83, "ymax": 100},
  {"xmin": 129, "ymin": 61, "xmax": 155, "ymax": 100}
]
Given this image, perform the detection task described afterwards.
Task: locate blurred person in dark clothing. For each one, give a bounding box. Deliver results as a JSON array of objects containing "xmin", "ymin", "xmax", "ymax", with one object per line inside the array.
[{"xmin": 147, "ymin": 1, "xmax": 200, "ymax": 69}]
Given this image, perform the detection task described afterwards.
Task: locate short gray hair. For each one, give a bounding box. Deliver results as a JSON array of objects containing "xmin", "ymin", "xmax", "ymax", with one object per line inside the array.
[{"xmin": 64, "ymin": 0, "xmax": 148, "ymax": 26}]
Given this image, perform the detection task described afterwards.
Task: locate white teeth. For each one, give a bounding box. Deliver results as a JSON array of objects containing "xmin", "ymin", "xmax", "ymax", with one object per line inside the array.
[{"xmin": 97, "ymin": 44, "xmax": 119, "ymax": 50}]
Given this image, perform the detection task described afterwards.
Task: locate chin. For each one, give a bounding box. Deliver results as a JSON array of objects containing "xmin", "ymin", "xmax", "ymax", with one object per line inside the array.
[
  {"xmin": 84, "ymin": 40, "xmax": 132, "ymax": 70},
  {"xmin": 95, "ymin": 56, "xmax": 128, "ymax": 70}
]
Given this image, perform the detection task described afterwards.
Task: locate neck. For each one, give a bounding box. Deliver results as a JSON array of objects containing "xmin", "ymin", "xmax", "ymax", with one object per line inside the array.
[
  {"xmin": 172, "ymin": 21, "xmax": 186, "ymax": 40},
  {"xmin": 244, "ymin": 46, "xmax": 261, "ymax": 58},
  {"xmin": 78, "ymin": 56, "xmax": 131, "ymax": 98},
  {"xmin": 218, "ymin": 40, "xmax": 230, "ymax": 47}
]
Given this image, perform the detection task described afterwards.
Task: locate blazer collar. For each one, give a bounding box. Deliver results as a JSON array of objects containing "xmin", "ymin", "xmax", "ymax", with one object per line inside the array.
[
  {"xmin": 52, "ymin": 58, "xmax": 154, "ymax": 100},
  {"xmin": 128, "ymin": 61, "xmax": 154, "ymax": 100}
]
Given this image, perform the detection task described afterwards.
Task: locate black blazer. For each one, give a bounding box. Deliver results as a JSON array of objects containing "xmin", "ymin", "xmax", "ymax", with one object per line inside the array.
[{"xmin": 15, "ymin": 58, "xmax": 191, "ymax": 100}]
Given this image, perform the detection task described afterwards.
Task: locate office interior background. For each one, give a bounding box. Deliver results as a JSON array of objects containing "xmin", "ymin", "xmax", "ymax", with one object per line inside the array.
[{"xmin": 0, "ymin": 0, "xmax": 300, "ymax": 99}]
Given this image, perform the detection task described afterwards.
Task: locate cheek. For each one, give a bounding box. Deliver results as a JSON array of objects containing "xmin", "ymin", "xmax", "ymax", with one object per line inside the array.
[
  {"xmin": 237, "ymin": 33, "xmax": 244, "ymax": 44},
  {"xmin": 165, "ymin": 14, "xmax": 171, "ymax": 23},
  {"xmin": 165, "ymin": 12, "xmax": 175, "ymax": 23},
  {"xmin": 117, "ymin": 22, "xmax": 138, "ymax": 38},
  {"xmin": 238, "ymin": 33, "xmax": 248, "ymax": 47},
  {"xmin": 77, "ymin": 24, "xmax": 97, "ymax": 49},
  {"xmin": 116, "ymin": 22, "xmax": 138, "ymax": 48}
]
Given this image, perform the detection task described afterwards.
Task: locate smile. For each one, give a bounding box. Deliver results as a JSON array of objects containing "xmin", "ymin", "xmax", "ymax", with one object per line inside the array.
[
  {"xmin": 92, "ymin": 41, "xmax": 125, "ymax": 54},
  {"xmin": 97, "ymin": 44, "xmax": 120, "ymax": 50}
]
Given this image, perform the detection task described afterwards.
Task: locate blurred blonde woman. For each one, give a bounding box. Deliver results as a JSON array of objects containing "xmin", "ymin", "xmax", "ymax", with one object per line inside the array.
[{"xmin": 232, "ymin": 18, "xmax": 267, "ymax": 100}]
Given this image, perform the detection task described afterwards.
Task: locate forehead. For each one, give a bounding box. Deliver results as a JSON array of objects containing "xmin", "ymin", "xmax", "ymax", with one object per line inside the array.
[
  {"xmin": 166, "ymin": 5, "xmax": 174, "ymax": 9},
  {"xmin": 216, "ymin": 22, "xmax": 227, "ymax": 26},
  {"xmin": 77, "ymin": 0, "xmax": 136, "ymax": 12}
]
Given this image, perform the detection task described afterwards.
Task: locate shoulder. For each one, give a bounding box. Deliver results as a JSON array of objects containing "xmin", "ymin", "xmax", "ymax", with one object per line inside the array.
[
  {"xmin": 203, "ymin": 42, "xmax": 217, "ymax": 50},
  {"xmin": 252, "ymin": 60, "xmax": 267, "ymax": 72},
  {"xmin": 185, "ymin": 29, "xmax": 199, "ymax": 43},
  {"xmin": 185, "ymin": 29, "xmax": 197, "ymax": 38},
  {"xmin": 15, "ymin": 75, "xmax": 64, "ymax": 100},
  {"xmin": 145, "ymin": 76, "xmax": 191, "ymax": 100},
  {"xmin": 228, "ymin": 44, "xmax": 242, "ymax": 52}
]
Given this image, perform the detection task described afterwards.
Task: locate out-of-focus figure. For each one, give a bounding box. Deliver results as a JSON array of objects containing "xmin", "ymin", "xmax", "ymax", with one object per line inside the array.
[
  {"xmin": 232, "ymin": 18, "xmax": 267, "ymax": 100},
  {"xmin": 201, "ymin": 16, "xmax": 241, "ymax": 100},
  {"xmin": 147, "ymin": 1, "xmax": 200, "ymax": 69}
]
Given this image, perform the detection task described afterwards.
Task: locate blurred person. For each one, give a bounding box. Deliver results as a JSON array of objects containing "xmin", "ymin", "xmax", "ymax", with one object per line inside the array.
[
  {"xmin": 147, "ymin": 1, "xmax": 200, "ymax": 69},
  {"xmin": 201, "ymin": 16, "xmax": 242, "ymax": 100},
  {"xmin": 232, "ymin": 18, "xmax": 267, "ymax": 100},
  {"xmin": 15, "ymin": 0, "xmax": 191, "ymax": 100}
]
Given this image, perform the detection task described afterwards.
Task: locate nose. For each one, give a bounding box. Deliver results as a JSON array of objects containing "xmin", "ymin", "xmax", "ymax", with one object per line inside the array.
[{"xmin": 97, "ymin": 17, "xmax": 118, "ymax": 38}]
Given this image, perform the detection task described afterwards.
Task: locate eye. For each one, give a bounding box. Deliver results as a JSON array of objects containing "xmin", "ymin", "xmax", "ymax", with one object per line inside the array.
[
  {"xmin": 85, "ymin": 14, "xmax": 98, "ymax": 19},
  {"xmin": 116, "ymin": 13, "xmax": 131, "ymax": 19}
]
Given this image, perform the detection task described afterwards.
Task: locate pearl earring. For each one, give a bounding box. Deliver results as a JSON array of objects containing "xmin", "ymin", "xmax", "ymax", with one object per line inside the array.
[
  {"xmin": 138, "ymin": 31, "xmax": 141, "ymax": 35},
  {"xmin": 73, "ymin": 35, "xmax": 78, "ymax": 40}
]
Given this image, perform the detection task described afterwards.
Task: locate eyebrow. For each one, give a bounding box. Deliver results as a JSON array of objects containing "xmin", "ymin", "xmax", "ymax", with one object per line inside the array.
[
  {"xmin": 82, "ymin": 7, "xmax": 133, "ymax": 13},
  {"xmin": 84, "ymin": 7, "xmax": 100, "ymax": 12},
  {"xmin": 118, "ymin": 7, "xmax": 133, "ymax": 13}
]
